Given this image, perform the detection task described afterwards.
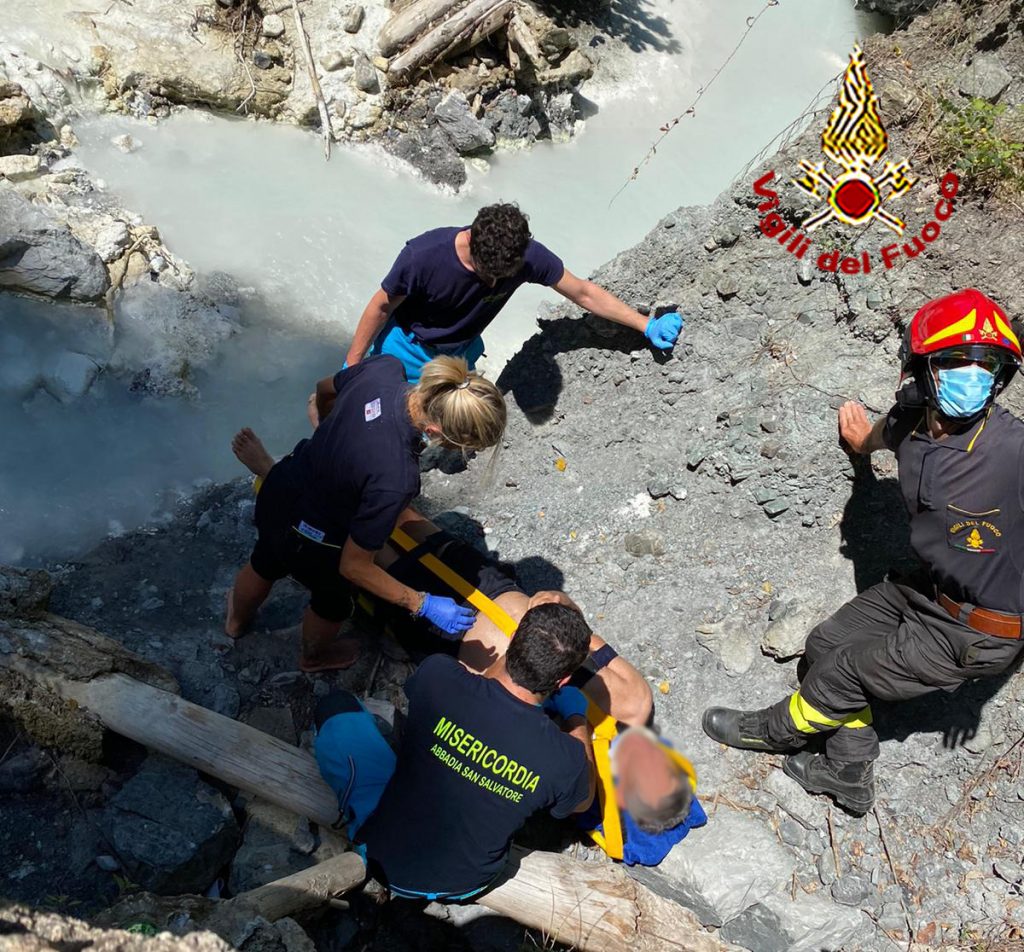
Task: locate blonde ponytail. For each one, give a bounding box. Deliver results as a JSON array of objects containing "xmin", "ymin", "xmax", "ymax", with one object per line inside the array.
[{"xmin": 417, "ymin": 356, "xmax": 507, "ymax": 453}]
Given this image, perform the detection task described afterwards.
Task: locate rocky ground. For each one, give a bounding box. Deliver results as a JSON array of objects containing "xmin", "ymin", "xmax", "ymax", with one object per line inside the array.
[{"xmin": 5, "ymin": 1, "xmax": 1024, "ymax": 951}]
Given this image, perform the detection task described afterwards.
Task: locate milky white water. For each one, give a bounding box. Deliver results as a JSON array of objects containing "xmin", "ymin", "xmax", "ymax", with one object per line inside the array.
[{"xmin": 1, "ymin": 0, "xmax": 886, "ymax": 564}]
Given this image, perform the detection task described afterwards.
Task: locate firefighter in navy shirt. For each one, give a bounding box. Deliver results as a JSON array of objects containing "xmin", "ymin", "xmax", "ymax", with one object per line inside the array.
[
  {"xmin": 344, "ymin": 203, "xmax": 684, "ymax": 382},
  {"xmin": 224, "ymin": 354, "xmax": 506, "ymax": 671},
  {"xmin": 703, "ymin": 289, "xmax": 1024, "ymax": 814}
]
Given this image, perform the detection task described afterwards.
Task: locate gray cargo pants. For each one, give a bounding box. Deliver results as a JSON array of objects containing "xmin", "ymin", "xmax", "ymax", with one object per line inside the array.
[{"xmin": 765, "ymin": 580, "xmax": 1022, "ymax": 762}]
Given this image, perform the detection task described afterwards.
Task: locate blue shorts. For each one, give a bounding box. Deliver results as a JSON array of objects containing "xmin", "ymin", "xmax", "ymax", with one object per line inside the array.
[
  {"xmin": 314, "ymin": 697, "xmax": 397, "ymax": 838},
  {"xmin": 370, "ymin": 319, "xmax": 485, "ymax": 384}
]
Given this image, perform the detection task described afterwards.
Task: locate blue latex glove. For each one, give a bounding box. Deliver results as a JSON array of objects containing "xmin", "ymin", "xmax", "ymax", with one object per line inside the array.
[
  {"xmin": 645, "ymin": 312, "xmax": 684, "ymax": 350},
  {"xmin": 417, "ymin": 594, "xmax": 476, "ymax": 638},
  {"xmin": 543, "ymin": 686, "xmax": 589, "ymax": 722}
]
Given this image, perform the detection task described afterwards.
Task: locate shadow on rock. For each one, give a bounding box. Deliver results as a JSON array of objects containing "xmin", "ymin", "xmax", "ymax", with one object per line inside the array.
[
  {"xmin": 536, "ymin": 0, "xmax": 682, "ymax": 54},
  {"xmin": 497, "ymin": 314, "xmax": 668, "ymax": 424},
  {"xmin": 838, "ymin": 456, "xmax": 917, "ymax": 593},
  {"xmin": 873, "ymin": 650, "xmax": 1024, "ymax": 752}
]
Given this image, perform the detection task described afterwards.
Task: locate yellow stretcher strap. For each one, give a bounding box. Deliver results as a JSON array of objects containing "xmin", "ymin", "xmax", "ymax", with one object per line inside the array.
[
  {"xmin": 588, "ymin": 702, "xmax": 624, "ymax": 860},
  {"xmin": 253, "ymin": 469, "xmax": 517, "ymax": 637},
  {"xmin": 789, "ymin": 691, "xmax": 873, "ymax": 734},
  {"xmin": 388, "ymin": 526, "xmax": 519, "ymax": 638}
]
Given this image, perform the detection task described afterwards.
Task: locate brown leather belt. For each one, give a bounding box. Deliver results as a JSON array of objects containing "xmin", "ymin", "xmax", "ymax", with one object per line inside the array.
[{"xmin": 937, "ymin": 591, "xmax": 1022, "ymax": 640}]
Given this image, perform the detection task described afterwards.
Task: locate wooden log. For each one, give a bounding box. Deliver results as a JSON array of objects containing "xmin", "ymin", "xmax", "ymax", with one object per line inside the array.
[
  {"xmin": 53, "ymin": 672, "xmax": 342, "ymax": 826},
  {"xmin": 387, "ymin": 0, "xmax": 514, "ymax": 84},
  {"xmin": 487, "ymin": 847, "xmax": 732, "ymax": 952},
  {"xmin": 378, "ymin": 0, "xmax": 464, "ymax": 57},
  {"xmin": 230, "ymin": 852, "xmax": 366, "ymax": 922},
  {"xmin": 12, "ymin": 646, "xmax": 736, "ymax": 952},
  {"xmin": 97, "ymin": 854, "xmax": 366, "ymax": 945},
  {"xmin": 506, "ymin": 10, "xmax": 545, "ymax": 70}
]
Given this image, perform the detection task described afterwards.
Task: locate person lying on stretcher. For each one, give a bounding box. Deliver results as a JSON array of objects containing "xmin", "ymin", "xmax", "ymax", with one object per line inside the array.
[{"xmin": 349, "ymin": 506, "xmax": 707, "ymax": 866}]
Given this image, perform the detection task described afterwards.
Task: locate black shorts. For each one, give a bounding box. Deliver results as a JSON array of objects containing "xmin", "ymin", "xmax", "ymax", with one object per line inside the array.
[
  {"xmin": 360, "ymin": 531, "xmax": 521, "ymax": 656},
  {"xmin": 249, "ymin": 458, "xmax": 352, "ymax": 623}
]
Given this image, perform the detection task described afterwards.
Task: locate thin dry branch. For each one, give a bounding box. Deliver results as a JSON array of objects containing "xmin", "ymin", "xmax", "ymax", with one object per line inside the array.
[{"xmin": 290, "ymin": 0, "xmax": 335, "ymax": 159}]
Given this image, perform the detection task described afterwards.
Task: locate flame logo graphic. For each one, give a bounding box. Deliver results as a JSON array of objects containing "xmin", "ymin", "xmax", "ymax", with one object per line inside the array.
[{"xmin": 794, "ymin": 46, "xmax": 915, "ymax": 235}]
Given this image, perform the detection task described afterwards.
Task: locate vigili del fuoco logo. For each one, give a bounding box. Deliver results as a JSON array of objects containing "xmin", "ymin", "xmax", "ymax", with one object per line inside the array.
[{"xmin": 752, "ymin": 45, "xmax": 959, "ymax": 274}]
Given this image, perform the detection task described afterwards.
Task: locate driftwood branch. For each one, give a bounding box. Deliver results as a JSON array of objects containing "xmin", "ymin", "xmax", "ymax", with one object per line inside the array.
[
  {"xmin": 97, "ymin": 853, "xmax": 366, "ymax": 946},
  {"xmin": 506, "ymin": 10, "xmax": 544, "ymax": 70},
  {"xmin": 378, "ymin": 0, "xmax": 463, "ymax": 57},
  {"xmin": 4, "ymin": 619, "xmax": 736, "ymax": 952},
  {"xmin": 387, "ymin": 0, "xmax": 514, "ymax": 85},
  {"xmin": 290, "ymin": 0, "xmax": 334, "ymax": 159}
]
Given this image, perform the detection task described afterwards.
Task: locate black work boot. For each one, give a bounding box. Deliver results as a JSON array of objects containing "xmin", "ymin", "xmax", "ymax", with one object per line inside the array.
[
  {"xmin": 783, "ymin": 751, "xmax": 875, "ymax": 815},
  {"xmin": 702, "ymin": 707, "xmax": 803, "ymax": 753}
]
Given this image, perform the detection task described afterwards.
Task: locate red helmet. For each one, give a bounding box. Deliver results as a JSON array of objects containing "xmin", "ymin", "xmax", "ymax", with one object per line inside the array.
[{"xmin": 898, "ymin": 289, "xmax": 1021, "ymax": 411}]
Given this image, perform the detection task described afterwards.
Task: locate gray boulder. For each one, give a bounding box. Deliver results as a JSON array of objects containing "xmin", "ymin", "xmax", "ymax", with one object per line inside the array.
[
  {"xmin": 41, "ymin": 351, "xmax": 102, "ymax": 404},
  {"xmin": 0, "ymin": 564, "xmax": 52, "ymax": 618},
  {"xmin": 434, "ymin": 90, "xmax": 495, "ymax": 155},
  {"xmin": 484, "ymin": 90, "xmax": 541, "ymax": 145},
  {"xmin": 387, "ymin": 125, "xmax": 466, "ymax": 190},
  {"xmin": 720, "ymin": 892, "xmax": 867, "ymax": 952},
  {"xmin": 958, "ymin": 53, "xmax": 1013, "ymax": 103},
  {"xmin": 630, "ymin": 812, "xmax": 797, "ymax": 926},
  {"xmin": 352, "ymin": 54, "xmax": 379, "ymax": 94},
  {"xmin": 104, "ymin": 757, "xmax": 240, "ymax": 894},
  {"xmin": 0, "ymin": 187, "xmax": 110, "ymax": 301}
]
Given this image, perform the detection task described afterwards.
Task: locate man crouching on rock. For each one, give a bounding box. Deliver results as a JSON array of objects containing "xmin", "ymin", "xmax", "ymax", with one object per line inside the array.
[
  {"xmin": 702, "ymin": 290, "xmax": 1024, "ymax": 815},
  {"xmin": 316, "ymin": 602, "xmax": 596, "ymax": 900}
]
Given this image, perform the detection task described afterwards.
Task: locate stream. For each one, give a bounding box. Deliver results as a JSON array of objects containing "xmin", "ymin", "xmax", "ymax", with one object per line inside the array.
[{"xmin": 0, "ymin": 0, "xmax": 886, "ymax": 565}]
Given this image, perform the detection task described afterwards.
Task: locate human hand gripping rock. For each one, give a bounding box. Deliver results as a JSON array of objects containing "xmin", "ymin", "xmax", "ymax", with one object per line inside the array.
[
  {"xmin": 838, "ymin": 400, "xmax": 873, "ymax": 454},
  {"xmin": 644, "ymin": 312, "xmax": 684, "ymax": 350}
]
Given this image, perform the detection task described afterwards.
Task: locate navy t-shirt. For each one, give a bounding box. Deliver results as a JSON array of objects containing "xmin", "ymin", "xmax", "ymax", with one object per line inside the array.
[
  {"xmin": 381, "ymin": 226, "xmax": 565, "ymax": 350},
  {"xmin": 290, "ymin": 356, "xmax": 421, "ymax": 550},
  {"xmin": 357, "ymin": 655, "xmax": 590, "ymax": 894}
]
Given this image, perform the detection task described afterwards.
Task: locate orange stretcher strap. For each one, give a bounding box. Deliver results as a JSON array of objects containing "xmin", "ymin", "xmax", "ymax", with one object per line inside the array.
[{"xmin": 388, "ymin": 526, "xmax": 519, "ymax": 638}]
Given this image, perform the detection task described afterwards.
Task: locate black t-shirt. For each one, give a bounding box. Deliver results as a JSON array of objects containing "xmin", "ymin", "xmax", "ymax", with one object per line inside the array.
[
  {"xmin": 290, "ymin": 356, "xmax": 421, "ymax": 551},
  {"xmin": 358, "ymin": 655, "xmax": 590, "ymax": 895},
  {"xmin": 381, "ymin": 226, "xmax": 565, "ymax": 350},
  {"xmin": 884, "ymin": 402, "xmax": 1024, "ymax": 613}
]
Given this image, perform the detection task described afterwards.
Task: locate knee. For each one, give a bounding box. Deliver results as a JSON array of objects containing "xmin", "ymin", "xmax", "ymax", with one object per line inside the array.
[
  {"xmin": 803, "ymin": 622, "xmax": 832, "ymax": 664},
  {"xmin": 618, "ymin": 679, "xmax": 654, "ymax": 728}
]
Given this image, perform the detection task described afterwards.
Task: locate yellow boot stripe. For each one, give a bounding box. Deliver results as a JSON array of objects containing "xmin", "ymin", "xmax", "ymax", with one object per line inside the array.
[
  {"xmin": 789, "ymin": 692, "xmax": 843, "ymax": 733},
  {"xmin": 839, "ymin": 707, "xmax": 873, "ymax": 729},
  {"xmin": 789, "ymin": 692, "xmax": 873, "ymax": 732}
]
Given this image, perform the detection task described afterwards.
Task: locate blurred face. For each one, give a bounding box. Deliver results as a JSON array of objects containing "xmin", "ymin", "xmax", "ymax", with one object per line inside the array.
[{"xmin": 610, "ymin": 727, "xmax": 681, "ymax": 811}]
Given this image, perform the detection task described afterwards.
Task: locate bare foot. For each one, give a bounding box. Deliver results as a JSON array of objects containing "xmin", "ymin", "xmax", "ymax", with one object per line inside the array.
[
  {"xmin": 232, "ymin": 427, "xmax": 275, "ymax": 477},
  {"xmin": 300, "ymin": 636, "xmax": 361, "ymax": 672}
]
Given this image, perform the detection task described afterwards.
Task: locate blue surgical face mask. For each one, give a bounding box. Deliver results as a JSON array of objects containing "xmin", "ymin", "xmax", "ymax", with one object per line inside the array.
[{"xmin": 936, "ymin": 364, "xmax": 995, "ymax": 419}]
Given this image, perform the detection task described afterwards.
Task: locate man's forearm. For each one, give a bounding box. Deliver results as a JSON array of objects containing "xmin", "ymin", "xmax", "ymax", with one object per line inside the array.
[
  {"xmin": 862, "ymin": 415, "xmax": 889, "ymax": 455},
  {"xmin": 341, "ymin": 557, "xmax": 421, "ymax": 613},
  {"xmin": 566, "ymin": 717, "xmax": 597, "ymax": 813},
  {"xmin": 345, "ymin": 295, "xmax": 391, "ymax": 366},
  {"xmin": 575, "ymin": 282, "xmax": 648, "ymax": 333}
]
